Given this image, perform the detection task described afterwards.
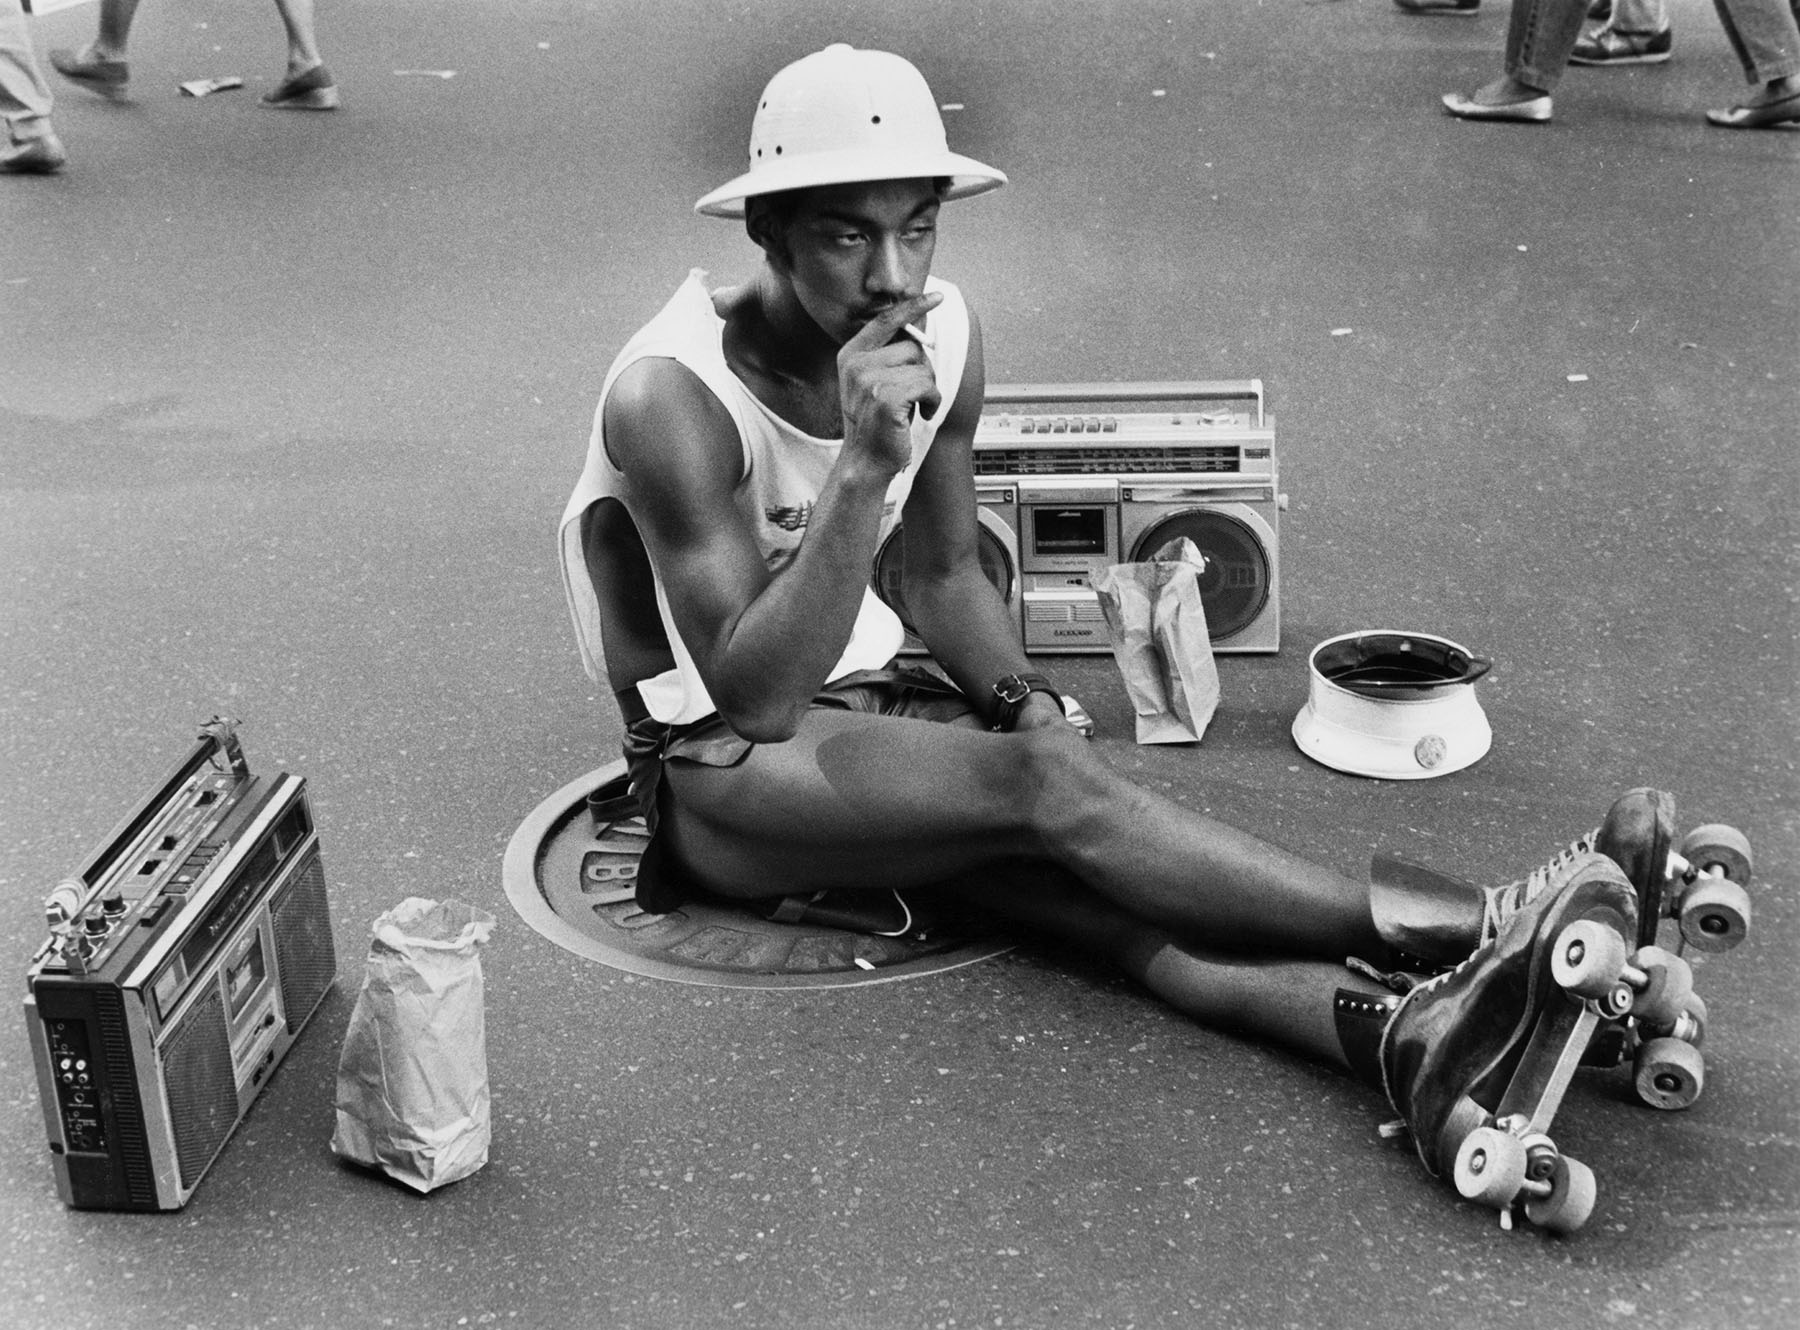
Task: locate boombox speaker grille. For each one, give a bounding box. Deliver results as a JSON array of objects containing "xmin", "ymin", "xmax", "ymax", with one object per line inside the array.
[
  {"xmin": 163, "ymin": 991, "xmax": 236, "ymax": 1189},
  {"xmin": 93, "ymin": 988, "xmax": 156, "ymax": 1205},
  {"xmin": 1130, "ymin": 509, "xmax": 1272, "ymax": 642},
  {"xmin": 270, "ymin": 849, "xmax": 335, "ymax": 1033}
]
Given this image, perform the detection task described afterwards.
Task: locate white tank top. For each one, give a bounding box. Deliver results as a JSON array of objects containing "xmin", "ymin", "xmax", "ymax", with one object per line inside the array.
[{"xmin": 558, "ymin": 269, "xmax": 973, "ymax": 725}]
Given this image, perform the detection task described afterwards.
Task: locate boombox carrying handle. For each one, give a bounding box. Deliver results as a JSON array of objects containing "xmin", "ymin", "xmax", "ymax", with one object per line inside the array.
[
  {"xmin": 985, "ymin": 380, "xmax": 1265, "ymax": 427},
  {"xmin": 63, "ymin": 717, "xmax": 247, "ymax": 901}
]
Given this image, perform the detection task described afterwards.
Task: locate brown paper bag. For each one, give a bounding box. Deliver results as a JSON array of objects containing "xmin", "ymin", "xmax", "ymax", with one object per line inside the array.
[
  {"xmin": 1091, "ymin": 537, "xmax": 1222, "ymax": 745},
  {"xmin": 330, "ymin": 897, "xmax": 495, "ymax": 1192}
]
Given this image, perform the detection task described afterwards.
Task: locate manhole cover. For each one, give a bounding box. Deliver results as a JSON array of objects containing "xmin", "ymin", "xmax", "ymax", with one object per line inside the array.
[{"xmin": 503, "ymin": 762, "xmax": 1011, "ymax": 989}]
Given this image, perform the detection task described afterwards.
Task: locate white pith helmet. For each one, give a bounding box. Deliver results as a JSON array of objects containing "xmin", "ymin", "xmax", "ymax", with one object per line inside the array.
[{"xmin": 694, "ymin": 44, "xmax": 1008, "ymax": 219}]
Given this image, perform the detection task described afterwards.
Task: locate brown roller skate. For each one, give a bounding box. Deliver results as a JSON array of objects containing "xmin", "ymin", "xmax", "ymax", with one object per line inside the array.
[
  {"xmin": 1373, "ymin": 852, "xmax": 1641, "ymax": 1233},
  {"xmin": 1368, "ymin": 789, "xmax": 1751, "ymax": 1111},
  {"xmin": 1476, "ymin": 789, "xmax": 1753, "ymax": 956}
]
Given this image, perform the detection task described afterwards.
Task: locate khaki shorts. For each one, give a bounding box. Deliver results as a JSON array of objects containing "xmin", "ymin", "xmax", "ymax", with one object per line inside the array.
[{"xmin": 619, "ymin": 663, "xmax": 982, "ymax": 912}]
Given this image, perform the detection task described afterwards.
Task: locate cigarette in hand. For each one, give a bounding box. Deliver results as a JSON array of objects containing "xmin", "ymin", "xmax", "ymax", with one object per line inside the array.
[
  {"xmin": 899, "ymin": 322, "xmax": 936, "ymax": 352},
  {"xmin": 896, "ymin": 322, "xmax": 940, "ymax": 420}
]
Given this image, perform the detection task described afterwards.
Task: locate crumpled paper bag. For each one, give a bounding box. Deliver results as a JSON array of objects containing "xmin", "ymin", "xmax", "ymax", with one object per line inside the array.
[
  {"xmin": 1090, "ymin": 537, "xmax": 1222, "ymax": 745},
  {"xmin": 331, "ymin": 897, "xmax": 495, "ymax": 1193}
]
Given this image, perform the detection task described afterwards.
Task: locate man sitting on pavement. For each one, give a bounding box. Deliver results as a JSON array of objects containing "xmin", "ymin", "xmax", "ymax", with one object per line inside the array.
[{"xmin": 559, "ymin": 43, "xmax": 1669, "ymax": 1224}]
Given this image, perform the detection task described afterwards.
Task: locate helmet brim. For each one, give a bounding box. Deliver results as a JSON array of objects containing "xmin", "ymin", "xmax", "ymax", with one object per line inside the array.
[{"xmin": 694, "ymin": 149, "xmax": 1007, "ymax": 218}]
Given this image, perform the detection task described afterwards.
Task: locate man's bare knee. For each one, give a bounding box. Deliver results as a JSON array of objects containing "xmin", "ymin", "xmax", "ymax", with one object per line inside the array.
[{"xmin": 1006, "ymin": 724, "xmax": 1119, "ymax": 854}]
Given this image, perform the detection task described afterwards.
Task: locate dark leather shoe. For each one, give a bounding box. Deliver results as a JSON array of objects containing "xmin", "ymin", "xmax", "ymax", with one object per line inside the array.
[
  {"xmin": 49, "ymin": 48, "xmax": 129, "ymax": 101},
  {"xmin": 1, "ymin": 131, "xmax": 67, "ymax": 175},
  {"xmin": 1379, "ymin": 853, "xmax": 1636, "ymax": 1176},
  {"xmin": 260, "ymin": 63, "xmax": 340, "ymax": 110}
]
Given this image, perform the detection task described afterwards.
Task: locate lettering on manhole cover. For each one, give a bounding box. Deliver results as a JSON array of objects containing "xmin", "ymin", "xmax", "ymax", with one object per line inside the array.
[{"xmin": 504, "ymin": 763, "xmax": 1010, "ymax": 989}]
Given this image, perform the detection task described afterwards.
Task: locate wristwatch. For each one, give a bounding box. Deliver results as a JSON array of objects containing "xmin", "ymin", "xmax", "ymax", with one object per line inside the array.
[{"xmin": 990, "ymin": 672, "xmax": 1063, "ymax": 732}]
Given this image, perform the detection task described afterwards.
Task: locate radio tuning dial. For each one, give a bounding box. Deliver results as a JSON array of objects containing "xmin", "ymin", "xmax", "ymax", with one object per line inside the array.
[{"xmin": 44, "ymin": 878, "xmax": 86, "ymax": 927}]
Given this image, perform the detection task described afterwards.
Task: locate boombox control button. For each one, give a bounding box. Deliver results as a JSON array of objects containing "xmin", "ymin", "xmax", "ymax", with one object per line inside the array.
[
  {"xmin": 44, "ymin": 879, "xmax": 86, "ymax": 927},
  {"xmin": 81, "ymin": 914, "xmax": 110, "ymax": 936}
]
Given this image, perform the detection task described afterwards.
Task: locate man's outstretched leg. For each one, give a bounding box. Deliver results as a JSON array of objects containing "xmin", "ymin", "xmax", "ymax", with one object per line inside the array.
[
  {"xmin": 961, "ymin": 851, "xmax": 1644, "ymax": 1231},
  {"xmin": 663, "ymin": 707, "xmax": 1388, "ymax": 962},
  {"xmin": 963, "ymin": 864, "xmax": 1394, "ymax": 1068},
  {"xmin": 1367, "ymin": 853, "xmax": 1643, "ymax": 1230}
]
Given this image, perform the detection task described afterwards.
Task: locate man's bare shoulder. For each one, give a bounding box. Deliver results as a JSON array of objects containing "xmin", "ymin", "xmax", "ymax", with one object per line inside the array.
[
  {"xmin": 607, "ymin": 355, "xmax": 714, "ymax": 421},
  {"xmin": 603, "ymin": 357, "xmax": 737, "ymax": 480}
]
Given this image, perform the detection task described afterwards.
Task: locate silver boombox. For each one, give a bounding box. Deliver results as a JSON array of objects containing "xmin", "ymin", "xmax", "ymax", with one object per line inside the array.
[
  {"xmin": 873, "ymin": 380, "xmax": 1285, "ymax": 654},
  {"xmin": 24, "ymin": 719, "xmax": 336, "ymax": 1210}
]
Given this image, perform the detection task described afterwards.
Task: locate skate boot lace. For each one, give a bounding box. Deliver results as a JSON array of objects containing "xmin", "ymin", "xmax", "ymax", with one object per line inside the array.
[{"xmin": 1478, "ymin": 829, "xmax": 1600, "ymax": 948}]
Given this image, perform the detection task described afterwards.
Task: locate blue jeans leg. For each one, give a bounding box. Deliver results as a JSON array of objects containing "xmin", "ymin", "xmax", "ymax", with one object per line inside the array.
[
  {"xmin": 1711, "ymin": 0, "xmax": 1800, "ymax": 83},
  {"xmin": 1506, "ymin": 0, "xmax": 1593, "ymax": 91}
]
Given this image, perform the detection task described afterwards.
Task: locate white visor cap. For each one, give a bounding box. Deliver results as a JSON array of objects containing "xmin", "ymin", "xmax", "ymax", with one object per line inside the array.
[{"xmin": 695, "ymin": 44, "xmax": 1007, "ymax": 219}]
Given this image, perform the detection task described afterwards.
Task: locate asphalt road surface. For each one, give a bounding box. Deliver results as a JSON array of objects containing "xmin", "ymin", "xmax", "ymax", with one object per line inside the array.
[{"xmin": 2, "ymin": 1, "xmax": 1795, "ymax": 1327}]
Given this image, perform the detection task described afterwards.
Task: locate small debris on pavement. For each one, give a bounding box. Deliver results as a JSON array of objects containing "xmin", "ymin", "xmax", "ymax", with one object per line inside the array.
[{"xmin": 179, "ymin": 76, "xmax": 243, "ymax": 97}]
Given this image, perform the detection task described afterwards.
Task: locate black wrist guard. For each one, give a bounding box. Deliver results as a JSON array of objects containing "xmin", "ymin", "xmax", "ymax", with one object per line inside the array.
[{"xmin": 990, "ymin": 672, "xmax": 1063, "ymax": 732}]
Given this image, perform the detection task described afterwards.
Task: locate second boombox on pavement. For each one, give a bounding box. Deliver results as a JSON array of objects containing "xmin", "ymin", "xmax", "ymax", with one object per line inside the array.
[
  {"xmin": 24, "ymin": 719, "xmax": 335, "ymax": 1210},
  {"xmin": 873, "ymin": 380, "xmax": 1285, "ymax": 654}
]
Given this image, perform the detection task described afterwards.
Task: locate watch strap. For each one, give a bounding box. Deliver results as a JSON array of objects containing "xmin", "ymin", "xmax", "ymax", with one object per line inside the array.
[{"xmin": 990, "ymin": 672, "xmax": 1062, "ymax": 732}]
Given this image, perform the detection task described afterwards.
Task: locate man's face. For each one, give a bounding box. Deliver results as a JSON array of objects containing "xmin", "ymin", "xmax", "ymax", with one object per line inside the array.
[{"xmin": 771, "ymin": 178, "xmax": 941, "ymax": 345}]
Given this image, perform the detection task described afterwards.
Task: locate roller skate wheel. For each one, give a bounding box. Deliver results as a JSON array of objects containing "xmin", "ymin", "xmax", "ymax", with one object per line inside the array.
[
  {"xmin": 1678, "ymin": 877, "xmax": 1751, "ymax": 953},
  {"xmin": 1454, "ymin": 1125, "xmax": 1527, "ymax": 1208},
  {"xmin": 1524, "ymin": 1155, "xmax": 1598, "ymax": 1234},
  {"xmin": 1678, "ymin": 824, "xmax": 1752, "ymax": 887},
  {"xmin": 1634, "ymin": 1036, "xmax": 1705, "ymax": 1111},
  {"xmin": 1627, "ymin": 945, "xmax": 1694, "ymax": 1026},
  {"xmin": 1553, "ymin": 919, "xmax": 1629, "ymax": 1000}
]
